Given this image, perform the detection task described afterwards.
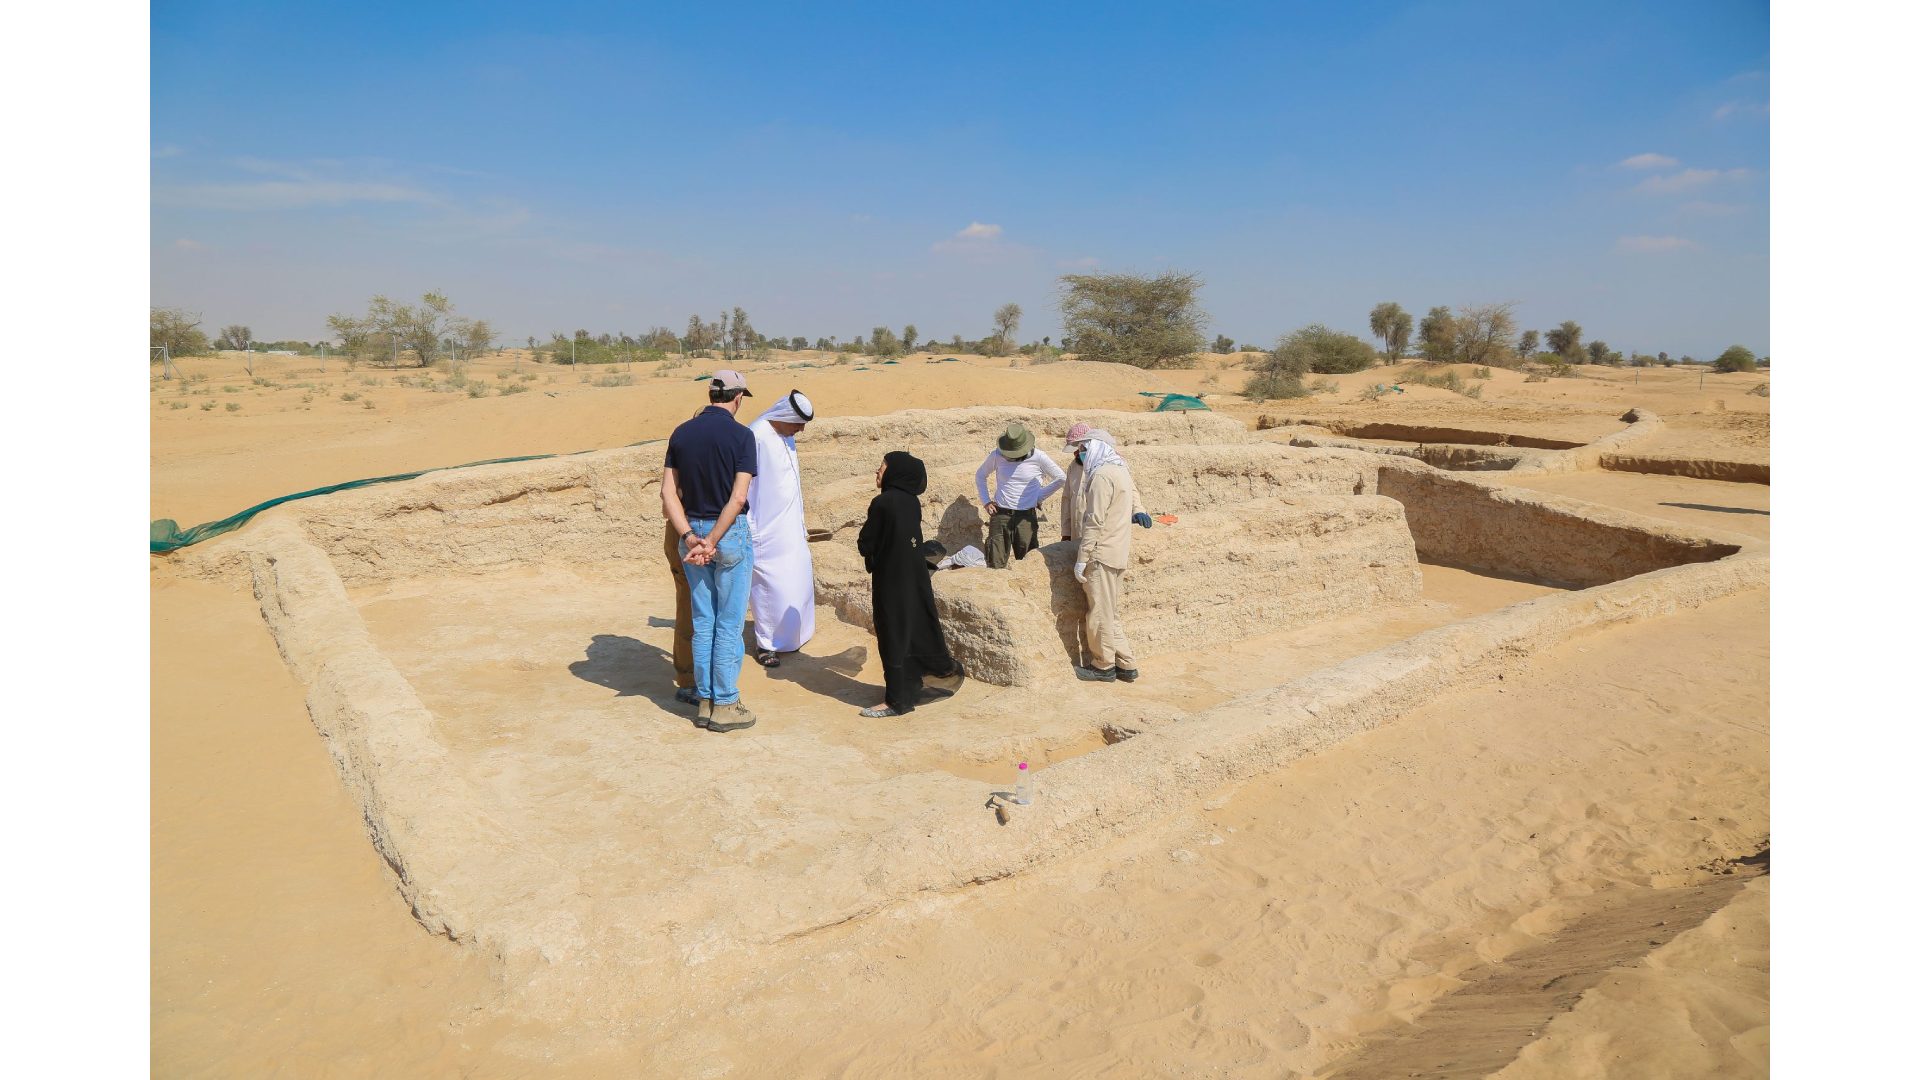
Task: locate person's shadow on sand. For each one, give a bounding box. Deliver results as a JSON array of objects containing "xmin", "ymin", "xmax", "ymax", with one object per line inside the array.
[
  {"xmin": 569, "ymin": 633, "xmax": 683, "ymax": 713},
  {"xmin": 764, "ymin": 644, "xmax": 877, "ymax": 707}
]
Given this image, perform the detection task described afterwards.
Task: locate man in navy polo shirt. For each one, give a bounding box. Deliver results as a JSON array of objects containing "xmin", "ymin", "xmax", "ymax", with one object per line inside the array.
[{"xmin": 661, "ymin": 369, "xmax": 760, "ymax": 732}]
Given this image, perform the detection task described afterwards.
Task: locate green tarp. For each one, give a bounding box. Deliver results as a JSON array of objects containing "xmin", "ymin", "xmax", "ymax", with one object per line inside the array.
[{"xmin": 151, "ymin": 442, "xmax": 660, "ymax": 554}]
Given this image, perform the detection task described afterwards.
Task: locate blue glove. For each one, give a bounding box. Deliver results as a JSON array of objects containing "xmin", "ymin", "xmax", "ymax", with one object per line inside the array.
[{"xmin": 1132, "ymin": 512, "xmax": 1152, "ymax": 529}]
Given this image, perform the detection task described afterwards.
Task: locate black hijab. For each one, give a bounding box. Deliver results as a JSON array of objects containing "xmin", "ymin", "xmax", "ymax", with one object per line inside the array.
[{"xmin": 881, "ymin": 450, "xmax": 927, "ymax": 496}]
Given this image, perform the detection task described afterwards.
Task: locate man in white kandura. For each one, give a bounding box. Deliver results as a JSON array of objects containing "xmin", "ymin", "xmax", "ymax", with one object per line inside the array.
[{"xmin": 746, "ymin": 390, "xmax": 818, "ymax": 668}]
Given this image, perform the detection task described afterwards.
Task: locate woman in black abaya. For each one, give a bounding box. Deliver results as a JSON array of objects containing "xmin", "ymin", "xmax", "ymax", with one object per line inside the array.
[{"xmin": 856, "ymin": 451, "xmax": 964, "ymax": 717}]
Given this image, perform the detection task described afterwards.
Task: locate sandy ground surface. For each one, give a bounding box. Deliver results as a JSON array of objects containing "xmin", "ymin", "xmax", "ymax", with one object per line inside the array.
[{"xmin": 152, "ymin": 349, "xmax": 1768, "ymax": 1076}]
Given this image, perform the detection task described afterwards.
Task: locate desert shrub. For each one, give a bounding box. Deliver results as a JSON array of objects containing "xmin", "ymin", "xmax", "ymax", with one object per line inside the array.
[
  {"xmin": 356, "ymin": 376, "xmax": 382, "ymax": 386},
  {"xmin": 221, "ymin": 385, "xmax": 241, "ymax": 393},
  {"xmin": 1358, "ymin": 384, "xmax": 1388, "ymax": 402},
  {"xmin": 168, "ymin": 400, "xmax": 189, "ymax": 410},
  {"xmin": 1747, "ymin": 382, "xmax": 1770, "ymax": 397},
  {"xmin": 1275, "ymin": 324, "xmax": 1375, "ymax": 374},
  {"xmin": 1713, "ymin": 345, "xmax": 1758, "ymax": 373},
  {"xmin": 495, "ymin": 370, "xmax": 511, "ymax": 380},
  {"xmin": 592, "ymin": 373, "xmax": 634, "ymax": 388},
  {"xmin": 200, "ymin": 401, "xmax": 216, "ymax": 411},
  {"xmin": 1244, "ymin": 338, "xmax": 1310, "ymax": 400},
  {"xmin": 340, "ymin": 391, "xmax": 360, "ymax": 402},
  {"xmin": 1403, "ymin": 368, "xmax": 1466, "ymax": 392},
  {"xmin": 1472, "ymin": 366, "xmax": 1493, "ymax": 380},
  {"xmin": 501, "ymin": 382, "xmax": 529, "ymax": 395},
  {"xmin": 1308, "ymin": 377, "xmax": 1339, "ymax": 395},
  {"xmin": 467, "ymin": 383, "xmax": 492, "ymax": 398},
  {"xmin": 301, "ymin": 393, "xmax": 314, "ymax": 404},
  {"xmin": 1461, "ymin": 382, "xmax": 1484, "ymax": 399},
  {"xmin": 1255, "ymin": 415, "xmax": 1283, "ymax": 431},
  {"xmin": 519, "ymin": 371, "xmax": 537, "ymax": 382},
  {"xmin": 362, "ymin": 399, "xmax": 376, "ymax": 409},
  {"xmin": 225, "ymin": 402, "xmax": 241, "ymax": 412},
  {"xmin": 447, "ymin": 371, "xmax": 469, "ymax": 388},
  {"xmin": 1524, "ymin": 372, "xmax": 1548, "ymax": 383}
]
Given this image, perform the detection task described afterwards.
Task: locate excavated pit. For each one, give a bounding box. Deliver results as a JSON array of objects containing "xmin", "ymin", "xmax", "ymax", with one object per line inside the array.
[{"xmin": 181, "ymin": 406, "xmax": 1766, "ymax": 996}]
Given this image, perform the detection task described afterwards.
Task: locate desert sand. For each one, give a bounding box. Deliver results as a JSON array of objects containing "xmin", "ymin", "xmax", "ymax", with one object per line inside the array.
[{"xmin": 152, "ymin": 349, "xmax": 1768, "ymax": 1076}]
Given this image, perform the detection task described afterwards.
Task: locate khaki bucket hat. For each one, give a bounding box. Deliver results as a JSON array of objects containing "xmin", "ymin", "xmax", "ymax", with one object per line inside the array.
[{"xmin": 997, "ymin": 422, "xmax": 1034, "ymax": 459}]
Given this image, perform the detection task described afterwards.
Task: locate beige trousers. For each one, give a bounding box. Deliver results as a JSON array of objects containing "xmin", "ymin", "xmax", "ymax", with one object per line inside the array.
[{"xmin": 1081, "ymin": 562, "xmax": 1135, "ymax": 671}]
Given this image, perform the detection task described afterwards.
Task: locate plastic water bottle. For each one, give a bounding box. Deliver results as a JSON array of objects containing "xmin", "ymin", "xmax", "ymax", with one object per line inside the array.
[{"xmin": 1014, "ymin": 761, "xmax": 1032, "ymax": 805}]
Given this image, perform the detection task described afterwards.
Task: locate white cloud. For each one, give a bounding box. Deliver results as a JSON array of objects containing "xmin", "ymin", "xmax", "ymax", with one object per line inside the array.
[
  {"xmin": 152, "ymin": 144, "xmax": 184, "ymax": 159},
  {"xmin": 1636, "ymin": 167, "xmax": 1752, "ymax": 194},
  {"xmin": 1615, "ymin": 235, "xmax": 1698, "ymax": 254},
  {"xmin": 1713, "ymin": 101, "xmax": 1768, "ymax": 121},
  {"xmin": 931, "ymin": 221, "xmax": 1009, "ymax": 256},
  {"xmin": 1616, "ymin": 152, "xmax": 1677, "ymax": 170}
]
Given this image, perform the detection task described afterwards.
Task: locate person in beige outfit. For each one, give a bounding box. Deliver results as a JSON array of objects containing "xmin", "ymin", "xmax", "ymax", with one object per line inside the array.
[{"xmin": 1069, "ymin": 429, "xmax": 1150, "ymax": 682}]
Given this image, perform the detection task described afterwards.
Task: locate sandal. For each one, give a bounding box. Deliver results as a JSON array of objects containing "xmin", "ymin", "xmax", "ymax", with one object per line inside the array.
[
  {"xmin": 859, "ymin": 705, "xmax": 901, "ymax": 718},
  {"xmin": 755, "ymin": 649, "xmax": 781, "ymax": 668}
]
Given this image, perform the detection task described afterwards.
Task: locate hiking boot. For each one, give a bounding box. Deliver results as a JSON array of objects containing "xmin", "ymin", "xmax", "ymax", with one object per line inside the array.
[
  {"xmin": 675, "ymin": 686, "xmax": 700, "ymax": 706},
  {"xmin": 1075, "ymin": 665, "xmax": 1117, "ymax": 682},
  {"xmin": 694, "ymin": 698, "xmax": 713, "ymax": 729},
  {"xmin": 707, "ymin": 702, "xmax": 757, "ymax": 733},
  {"xmin": 1115, "ymin": 666, "xmax": 1139, "ymax": 683}
]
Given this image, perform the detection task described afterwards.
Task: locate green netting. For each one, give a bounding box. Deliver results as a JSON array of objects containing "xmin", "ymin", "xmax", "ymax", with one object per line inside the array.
[
  {"xmin": 1136, "ymin": 391, "xmax": 1211, "ymax": 412},
  {"xmin": 150, "ymin": 442, "xmax": 658, "ymax": 554}
]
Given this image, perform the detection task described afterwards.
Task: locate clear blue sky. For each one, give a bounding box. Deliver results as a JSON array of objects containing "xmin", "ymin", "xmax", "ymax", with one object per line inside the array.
[{"xmin": 151, "ymin": 0, "xmax": 1769, "ymax": 357}]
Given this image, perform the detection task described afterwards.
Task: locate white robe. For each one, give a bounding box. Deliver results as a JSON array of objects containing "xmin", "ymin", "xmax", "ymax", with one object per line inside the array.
[{"xmin": 746, "ymin": 417, "xmax": 815, "ymax": 652}]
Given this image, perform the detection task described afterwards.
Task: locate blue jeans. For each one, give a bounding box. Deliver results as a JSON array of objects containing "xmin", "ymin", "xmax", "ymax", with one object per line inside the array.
[{"xmin": 681, "ymin": 518, "xmax": 754, "ymax": 705}]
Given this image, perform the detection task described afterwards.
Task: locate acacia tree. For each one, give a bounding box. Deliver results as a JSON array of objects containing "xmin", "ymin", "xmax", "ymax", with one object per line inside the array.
[
  {"xmin": 151, "ymin": 307, "xmax": 211, "ymax": 359},
  {"xmin": 1212, "ymin": 334, "xmax": 1236, "ymax": 354},
  {"xmin": 1455, "ymin": 302, "xmax": 1518, "ymax": 367},
  {"xmin": 869, "ymin": 326, "xmax": 903, "ymax": 357},
  {"xmin": 902, "ymin": 324, "xmax": 919, "ymax": 353},
  {"xmin": 327, "ymin": 292, "xmax": 479, "ymax": 367},
  {"xmin": 1544, "ymin": 320, "xmax": 1583, "ymax": 361},
  {"xmin": 980, "ymin": 303, "xmax": 1022, "ymax": 357},
  {"xmin": 1516, "ymin": 330, "xmax": 1540, "ymax": 362},
  {"xmin": 1417, "ymin": 306, "xmax": 1458, "ymax": 363},
  {"xmin": 1713, "ymin": 345, "xmax": 1758, "ymax": 372},
  {"xmin": 1057, "ymin": 271, "xmax": 1207, "ymax": 369}
]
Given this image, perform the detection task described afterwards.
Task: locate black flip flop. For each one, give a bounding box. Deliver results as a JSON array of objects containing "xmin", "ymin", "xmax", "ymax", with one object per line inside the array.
[{"xmin": 755, "ymin": 649, "xmax": 781, "ymax": 668}]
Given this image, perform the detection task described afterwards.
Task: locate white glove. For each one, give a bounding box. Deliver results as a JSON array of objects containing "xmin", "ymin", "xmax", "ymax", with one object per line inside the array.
[{"xmin": 1072, "ymin": 561, "xmax": 1088, "ymax": 583}]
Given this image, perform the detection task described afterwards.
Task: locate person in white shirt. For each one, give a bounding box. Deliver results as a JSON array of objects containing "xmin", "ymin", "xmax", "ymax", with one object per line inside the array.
[{"xmin": 973, "ymin": 421, "xmax": 1067, "ymax": 568}]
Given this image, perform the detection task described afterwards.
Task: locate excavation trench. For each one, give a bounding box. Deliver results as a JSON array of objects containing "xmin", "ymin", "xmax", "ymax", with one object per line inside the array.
[
  {"xmin": 1320, "ymin": 847, "xmax": 1770, "ymax": 1079},
  {"xmin": 179, "ymin": 406, "xmax": 1766, "ymax": 991}
]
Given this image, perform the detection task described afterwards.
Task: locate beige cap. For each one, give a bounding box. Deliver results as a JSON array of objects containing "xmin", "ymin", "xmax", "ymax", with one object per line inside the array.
[{"xmin": 711, "ymin": 369, "xmax": 752, "ymax": 396}]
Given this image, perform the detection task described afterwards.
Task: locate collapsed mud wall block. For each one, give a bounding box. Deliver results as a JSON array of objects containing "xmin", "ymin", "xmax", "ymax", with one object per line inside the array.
[
  {"xmin": 292, "ymin": 448, "xmax": 667, "ymax": 587},
  {"xmin": 813, "ymin": 494, "xmax": 1421, "ymax": 686},
  {"xmin": 1377, "ymin": 460, "xmax": 1741, "ymax": 587}
]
